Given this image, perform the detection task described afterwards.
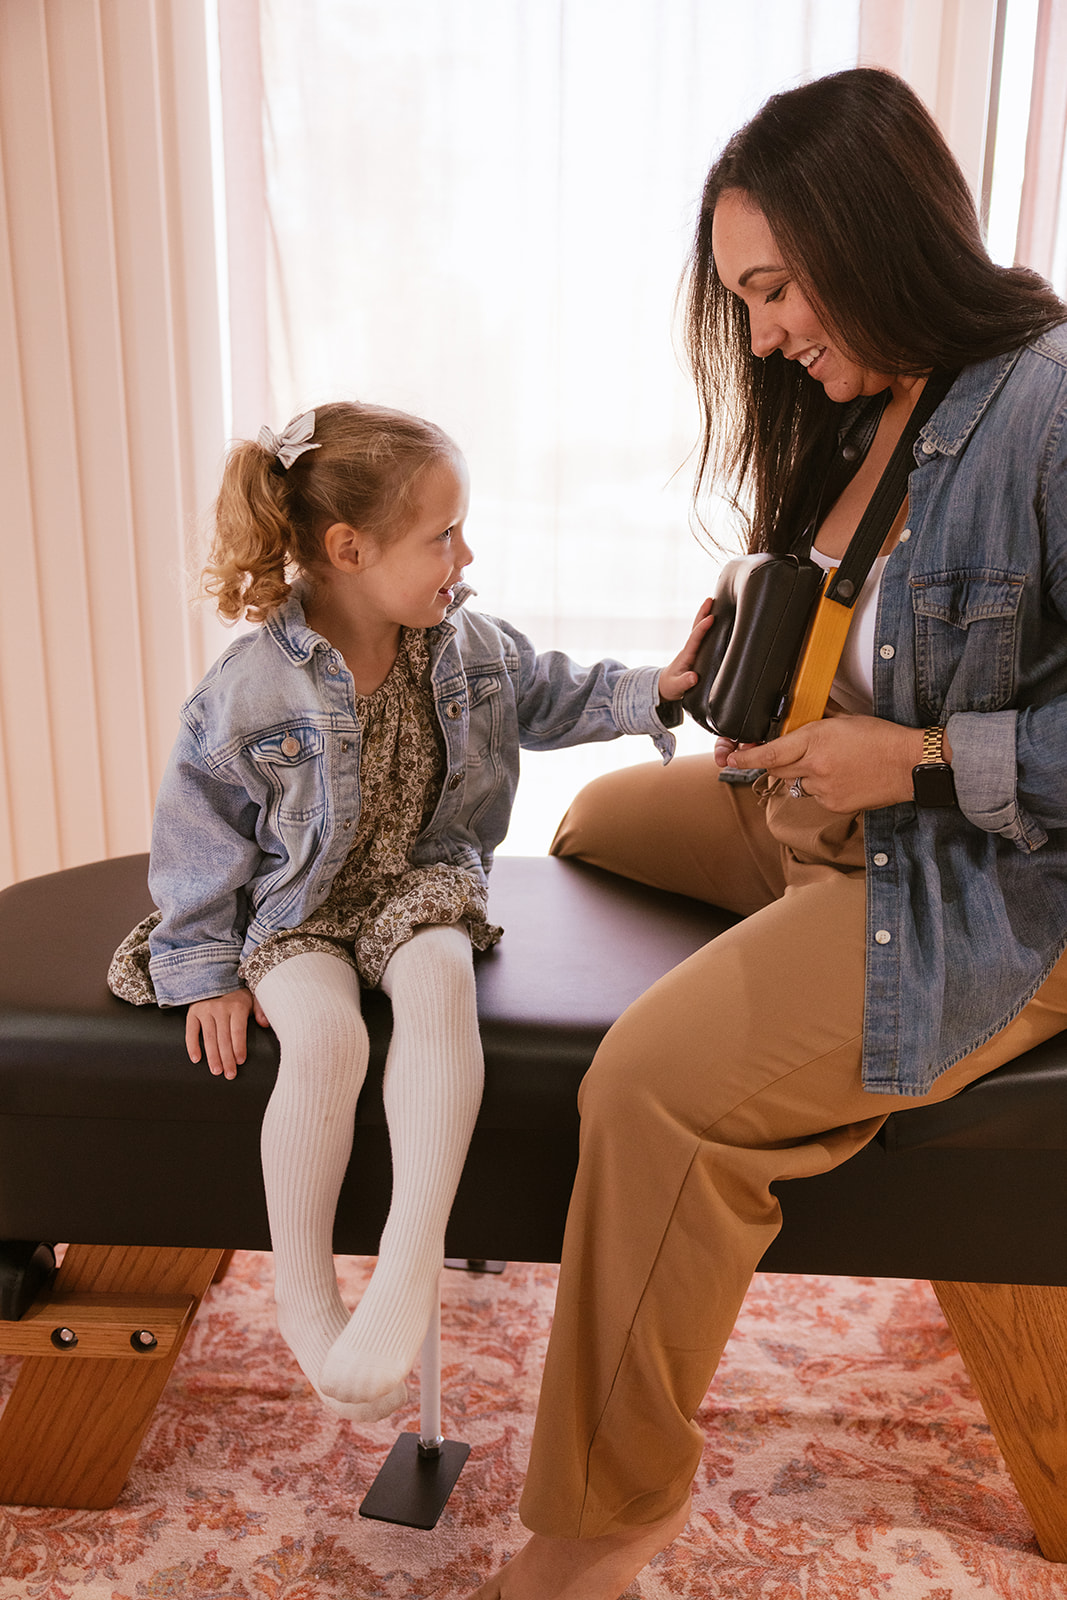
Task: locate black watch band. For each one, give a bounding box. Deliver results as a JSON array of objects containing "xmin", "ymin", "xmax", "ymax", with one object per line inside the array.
[{"xmin": 912, "ymin": 725, "xmax": 957, "ymax": 808}]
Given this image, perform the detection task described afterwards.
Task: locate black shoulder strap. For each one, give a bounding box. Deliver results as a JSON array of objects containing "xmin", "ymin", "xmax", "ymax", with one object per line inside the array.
[{"xmin": 825, "ymin": 368, "xmax": 957, "ymax": 609}]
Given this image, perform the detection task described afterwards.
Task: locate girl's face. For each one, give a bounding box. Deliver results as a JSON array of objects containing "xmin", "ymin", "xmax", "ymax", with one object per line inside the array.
[
  {"xmin": 361, "ymin": 456, "xmax": 473, "ymax": 629},
  {"xmin": 711, "ymin": 189, "xmax": 897, "ymax": 403}
]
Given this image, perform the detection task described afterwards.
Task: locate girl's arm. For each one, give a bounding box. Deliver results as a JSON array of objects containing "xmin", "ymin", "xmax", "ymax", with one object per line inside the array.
[
  {"xmin": 147, "ymin": 722, "xmax": 264, "ymax": 1007},
  {"xmin": 500, "ymin": 603, "xmax": 712, "ymax": 758}
]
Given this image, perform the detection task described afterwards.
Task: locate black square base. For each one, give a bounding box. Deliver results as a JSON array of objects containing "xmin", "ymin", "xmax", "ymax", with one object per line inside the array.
[{"xmin": 358, "ymin": 1432, "xmax": 471, "ymax": 1528}]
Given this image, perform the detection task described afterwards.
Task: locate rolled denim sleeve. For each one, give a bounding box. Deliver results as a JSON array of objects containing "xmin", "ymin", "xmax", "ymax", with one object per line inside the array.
[
  {"xmin": 610, "ymin": 665, "xmax": 680, "ymax": 761},
  {"xmin": 948, "ymin": 693, "xmax": 1067, "ymax": 852},
  {"xmin": 147, "ymin": 723, "xmax": 264, "ymax": 1005},
  {"xmin": 946, "ymin": 709, "xmax": 1047, "ymax": 850}
]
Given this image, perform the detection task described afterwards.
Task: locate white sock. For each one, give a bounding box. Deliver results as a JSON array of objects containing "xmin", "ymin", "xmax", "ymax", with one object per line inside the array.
[
  {"xmin": 318, "ymin": 925, "xmax": 484, "ymax": 1420},
  {"xmin": 256, "ymin": 952, "xmax": 370, "ymax": 1418}
]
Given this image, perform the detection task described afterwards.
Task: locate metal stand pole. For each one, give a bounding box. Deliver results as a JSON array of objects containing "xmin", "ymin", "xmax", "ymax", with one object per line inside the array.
[
  {"xmin": 417, "ymin": 1295, "xmax": 444, "ymax": 1455},
  {"xmin": 358, "ymin": 1274, "xmax": 470, "ymax": 1528}
]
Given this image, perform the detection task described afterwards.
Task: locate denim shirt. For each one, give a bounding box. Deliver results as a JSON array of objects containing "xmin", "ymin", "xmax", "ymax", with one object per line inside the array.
[
  {"xmin": 147, "ymin": 587, "xmax": 678, "ymax": 1006},
  {"xmin": 860, "ymin": 323, "xmax": 1067, "ymax": 1093}
]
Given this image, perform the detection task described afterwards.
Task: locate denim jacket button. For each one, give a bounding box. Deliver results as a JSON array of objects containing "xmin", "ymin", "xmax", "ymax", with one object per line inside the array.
[
  {"xmin": 899, "ymin": 528, "xmax": 911, "ymax": 542},
  {"xmin": 921, "ymin": 439, "xmax": 937, "ymax": 455},
  {"xmin": 873, "ymin": 852, "xmax": 889, "ymax": 866},
  {"xmin": 327, "ymin": 661, "xmax": 340, "ymax": 676},
  {"xmin": 281, "ymin": 736, "xmax": 301, "ymax": 757},
  {"xmin": 874, "ymin": 929, "xmax": 892, "ymax": 945},
  {"xmin": 447, "ymin": 773, "xmax": 463, "ymax": 790},
  {"xmin": 879, "ymin": 644, "xmax": 895, "ymax": 660},
  {"xmin": 446, "ymin": 701, "xmax": 463, "ymax": 719}
]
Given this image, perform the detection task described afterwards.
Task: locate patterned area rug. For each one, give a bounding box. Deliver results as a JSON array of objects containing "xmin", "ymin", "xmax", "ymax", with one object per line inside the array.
[{"xmin": 2, "ymin": 1252, "xmax": 1066, "ymax": 1599}]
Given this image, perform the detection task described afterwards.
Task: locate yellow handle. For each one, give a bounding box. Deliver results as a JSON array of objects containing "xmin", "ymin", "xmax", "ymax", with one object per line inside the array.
[{"xmin": 778, "ymin": 569, "xmax": 854, "ymax": 736}]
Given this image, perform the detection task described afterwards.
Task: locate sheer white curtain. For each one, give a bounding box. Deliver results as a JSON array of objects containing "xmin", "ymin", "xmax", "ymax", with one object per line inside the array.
[
  {"xmin": 256, "ymin": 0, "xmax": 866, "ymax": 844},
  {"xmin": 261, "ymin": 1, "xmax": 864, "ymax": 651}
]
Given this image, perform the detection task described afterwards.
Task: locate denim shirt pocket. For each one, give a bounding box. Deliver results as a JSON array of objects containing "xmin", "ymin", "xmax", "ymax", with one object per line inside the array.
[{"xmin": 910, "ymin": 568, "xmax": 1024, "ymax": 723}]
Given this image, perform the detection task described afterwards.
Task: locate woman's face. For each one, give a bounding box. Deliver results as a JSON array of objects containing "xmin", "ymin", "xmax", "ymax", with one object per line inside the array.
[{"xmin": 711, "ymin": 189, "xmax": 897, "ymax": 404}]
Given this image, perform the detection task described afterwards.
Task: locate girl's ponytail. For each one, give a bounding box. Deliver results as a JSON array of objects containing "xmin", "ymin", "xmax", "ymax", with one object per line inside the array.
[
  {"xmin": 203, "ymin": 402, "xmax": 458, "ymax": 624},
  {"xmin": 204, "ymin": 438, "xmax": 294, "ymax": 622}
]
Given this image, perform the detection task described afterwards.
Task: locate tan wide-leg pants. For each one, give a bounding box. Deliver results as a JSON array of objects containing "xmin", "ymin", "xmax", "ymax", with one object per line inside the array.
[{"xmin": 518, "ymin": 754, "xmax": 1067, "ymax": 1539}]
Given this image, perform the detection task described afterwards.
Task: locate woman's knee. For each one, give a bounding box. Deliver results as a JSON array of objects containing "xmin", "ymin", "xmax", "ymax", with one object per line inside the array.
[
  {"xmin": 551, "ymin": 760, "xmax": 699, "ymax": 869},
  {"xmin": 577, "ymin": 1010, "xmax": 665, "ymax": 1127}
]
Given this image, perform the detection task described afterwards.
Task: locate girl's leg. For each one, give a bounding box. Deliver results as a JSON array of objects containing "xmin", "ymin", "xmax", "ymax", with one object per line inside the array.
[
  {"xmin": 255, "ymin": 952, "xmax": 370, "ymax": 1414},
  {"xmin": 319, "ymin": 924, "xmax": 483, "ymax": 1419}
]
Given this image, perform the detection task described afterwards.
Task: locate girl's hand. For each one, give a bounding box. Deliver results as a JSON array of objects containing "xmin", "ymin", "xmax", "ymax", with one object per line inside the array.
[
  {"xmin": 186, "ymin": 988, "xmax": 269, "ymax": 1080},
  {"xmin": 727, "ymin": 714, "xmax": 932, "ymax": 813},
  {"xmin": 658, "ymin": 598, "xmax": 713, "ymax": 702}
]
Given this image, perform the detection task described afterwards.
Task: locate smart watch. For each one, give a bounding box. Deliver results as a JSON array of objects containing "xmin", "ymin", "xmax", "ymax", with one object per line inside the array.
[{"xmin": 912, "ymin": 725, "xmax": 957, "ymax": 808}]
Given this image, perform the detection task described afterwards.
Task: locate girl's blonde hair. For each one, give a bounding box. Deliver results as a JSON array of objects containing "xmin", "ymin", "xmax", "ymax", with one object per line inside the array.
[{"xmin": 204, "ymin": 401, "xmax": 459, "ymax": 622}]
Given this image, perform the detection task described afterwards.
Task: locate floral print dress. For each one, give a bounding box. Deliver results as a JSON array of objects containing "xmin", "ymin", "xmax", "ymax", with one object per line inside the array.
[{"xmin": 108, "ymin": 628, "xmax": 502, "ymax": 1005}]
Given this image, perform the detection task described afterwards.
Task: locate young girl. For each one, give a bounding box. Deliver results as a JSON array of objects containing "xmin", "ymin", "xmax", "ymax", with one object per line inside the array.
[{"xmin": 110, "ymin": 401, "xmax": 707, "ymax": 1423}]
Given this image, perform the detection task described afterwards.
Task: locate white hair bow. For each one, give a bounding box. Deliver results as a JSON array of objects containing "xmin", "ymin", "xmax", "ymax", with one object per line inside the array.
[{"xmin": 257, "ymin": 409, "xmax": 321, "ymax": 471}]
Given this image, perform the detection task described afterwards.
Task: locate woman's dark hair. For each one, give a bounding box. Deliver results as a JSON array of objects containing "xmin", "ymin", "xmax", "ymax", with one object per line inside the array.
[{"xmin": 684, "ymin": 67, "xmax": 1066, "ymax": 551}]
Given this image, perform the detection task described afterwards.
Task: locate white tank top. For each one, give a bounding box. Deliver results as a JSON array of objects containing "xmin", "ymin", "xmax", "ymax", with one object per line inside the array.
[{"xmin": 808, "ymin": 546, "xmax": 889, "ymax": 715}]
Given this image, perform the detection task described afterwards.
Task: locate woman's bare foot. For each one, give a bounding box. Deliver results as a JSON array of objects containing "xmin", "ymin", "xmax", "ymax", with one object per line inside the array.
[{"xmin": 463, "ymin": 1496, "xmax": 690, "ymax": 1599}]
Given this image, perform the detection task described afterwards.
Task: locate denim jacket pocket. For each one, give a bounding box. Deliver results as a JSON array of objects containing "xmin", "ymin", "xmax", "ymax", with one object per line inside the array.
[
  {"xmin": 464, "ymin": 673, "xmax": 502, "ymax": 769},
  {"xmin": 245, "ymin": 726, "xmax": 327, "ymax": 823},
  {"xmin": 910, "ymin": 569, "xmax": 1024, "ymax": 722}
]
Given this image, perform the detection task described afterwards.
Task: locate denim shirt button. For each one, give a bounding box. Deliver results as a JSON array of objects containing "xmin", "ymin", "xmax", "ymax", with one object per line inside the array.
[
  {"xmin": 878, "ymin": 644, "xmax": 895, "ymax": 660},
  {"xmin": 447, "ymin": 773, "xmax": 463, "ymax": 790},
  {"xmin": 921, "ymin": 440, "xmax": 937, "ymax": 455},
  {"xmin": 899, "ymin": 528, "xmax": 911, "ymax": 542},
  {"xmin": 342, "ymin": 818, "xmax": 352, "ymax": 829},
  {"xmin": 327, "ymin": 662, "xmax": 340, "ymax": 676},
  {"xmin": 874, "ymin": 929, "xmax": 892, "ymax": 945},
  {"xmin": 281, "ymin": 735, "xmax": 301, "ymax": 757},
  {"xmin": 446, "ymin": 702, "xmax": 463, "ymax": 719},
  {"xmin": 873, "ymin": 852, "xmax": 889, "ymax": 866}
]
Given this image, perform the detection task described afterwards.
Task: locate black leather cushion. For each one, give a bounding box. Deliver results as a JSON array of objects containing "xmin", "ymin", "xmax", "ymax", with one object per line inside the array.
[
  {"xmin": 0, "ymin": 854, "xmax": 732, "ymax": 1256},
  {"xmin": 1, "ymin": 852, "xmax": 1066, "ymax": 1279}
]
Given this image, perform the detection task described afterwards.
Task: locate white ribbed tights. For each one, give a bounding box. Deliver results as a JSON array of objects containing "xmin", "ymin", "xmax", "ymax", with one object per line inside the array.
[{"xmin": 255, "ymin": 925, "xmax": 483, "ymax": 1422}]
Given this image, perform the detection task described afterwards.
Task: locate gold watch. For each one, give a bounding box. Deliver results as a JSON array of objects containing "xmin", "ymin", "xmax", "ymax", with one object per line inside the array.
[{"xmin": 912, "ymin": 725, "xmax": 957, "ymax": 807}]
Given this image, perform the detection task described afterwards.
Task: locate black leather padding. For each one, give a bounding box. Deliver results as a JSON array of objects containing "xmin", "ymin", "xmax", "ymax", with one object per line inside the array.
[
  {"xmin": 1, "ymin": 852, "xmax": 1066, "ymax": 1281},
  {"xmin": 0, "ymin": 853, "xmax": 732, "ymax": 1257}
]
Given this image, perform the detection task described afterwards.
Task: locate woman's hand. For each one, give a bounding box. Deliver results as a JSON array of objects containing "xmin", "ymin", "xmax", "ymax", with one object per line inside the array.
[
  {"xmin": 657, "ymin": 598, "xmax": 713, "ymax": 701},
  {"xmin": 727, "ymin": 714, "xmax": 935, "ymax": 812},
  {"xmin": 186, "ymin": 989, "xmax": 269, "ymax": 1080}
]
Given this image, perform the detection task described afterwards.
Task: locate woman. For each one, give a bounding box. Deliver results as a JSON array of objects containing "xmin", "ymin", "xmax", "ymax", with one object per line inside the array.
[{"xmin": 468, "ymin": 67, "xmax": 1067, "ymax": 1599}]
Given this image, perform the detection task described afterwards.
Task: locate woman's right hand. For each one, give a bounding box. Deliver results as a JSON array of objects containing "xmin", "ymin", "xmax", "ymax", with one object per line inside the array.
[{"xmin": 186, "ymin": 989, "xmax": 268, "ymax": 1079}]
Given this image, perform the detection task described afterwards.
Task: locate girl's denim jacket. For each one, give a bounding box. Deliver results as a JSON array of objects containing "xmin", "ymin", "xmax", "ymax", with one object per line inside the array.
[
  {"xmin": 857, "ymin": 323, "xmax": 1067, "ymax": 1093},
  {"xmin": 147, "ymin": 590, "xmax": 678, "ymax": 1007}
]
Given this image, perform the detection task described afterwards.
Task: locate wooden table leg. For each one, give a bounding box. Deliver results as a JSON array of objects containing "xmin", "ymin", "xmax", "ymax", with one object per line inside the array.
[
  {"xmin": 0, "ymin": 1243, "xmax": 225, "ymax": 1509},
  {"xmin": 932, "ymin": 1279, "xmax": 1067, "ymax": 1562}
]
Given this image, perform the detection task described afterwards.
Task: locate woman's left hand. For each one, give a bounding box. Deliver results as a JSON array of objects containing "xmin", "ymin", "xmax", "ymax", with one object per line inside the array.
[{"xmin": 727, "ymin": 714, "xmax": 932, "ymax": 812}]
